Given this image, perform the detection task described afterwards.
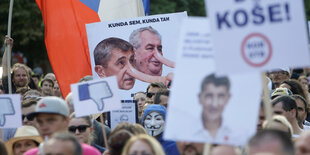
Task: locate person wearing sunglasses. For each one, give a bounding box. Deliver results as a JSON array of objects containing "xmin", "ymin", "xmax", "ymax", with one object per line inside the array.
[
  {"xmin": 22, "ymin": 99, "xmax": 38, "ymax": 127},
  {"xmin": 146, "ymin": 82, "xmax": 167, "ymax": 101},
  {"xmin": 69, "ymin": 114, "xmax": 106, "ymax": 153}
]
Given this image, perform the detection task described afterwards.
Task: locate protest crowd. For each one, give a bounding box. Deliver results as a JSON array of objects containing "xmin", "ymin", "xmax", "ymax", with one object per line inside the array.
[
  {"xmin": 1, "ymin": 1, "xmax": 310, "ymax": 155},
  {"xmin": 2, "ymin": 33, "xmax": 310, "ymax": 155}
]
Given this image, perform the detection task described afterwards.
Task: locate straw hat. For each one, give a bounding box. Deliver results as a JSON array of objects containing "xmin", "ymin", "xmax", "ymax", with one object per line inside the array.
[{"xmin": 5, "ymin": 126, "xmax": 43, "ymax": 155}]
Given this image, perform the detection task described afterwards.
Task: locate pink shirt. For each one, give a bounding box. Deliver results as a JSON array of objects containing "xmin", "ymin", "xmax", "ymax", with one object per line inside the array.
[{"xmin": 24, "ymin": 143, "xmax": 101, "ymax": 155}]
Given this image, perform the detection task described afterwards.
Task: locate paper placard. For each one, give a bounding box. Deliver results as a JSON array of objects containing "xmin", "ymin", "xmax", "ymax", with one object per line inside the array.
[
  {"xmin": 0, "ymin": 94, "xmax": 21, "ymax": 128},
  {"xmin": 164, "ymin": 17, "xmax": 261, "ymax": 146},
  {"xmin": 107, "ymin": 102, "xmax": 138, "ymax": 129},
  {"xmin": 205, "ymin": 0, "xmax": 310, "ymax": 74},
  {"xmin": 86, "ymin": 12, "xmax": 187, "ymax": 100},
  {"xmin": 71, "ymin": 76, "xmax": 121, "ymax": 117}
]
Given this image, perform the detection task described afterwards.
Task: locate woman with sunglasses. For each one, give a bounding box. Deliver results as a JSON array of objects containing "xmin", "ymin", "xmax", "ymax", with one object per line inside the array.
[{"xmin": 69, "ymin": 113, "xmax": 105, "ymax": 153}]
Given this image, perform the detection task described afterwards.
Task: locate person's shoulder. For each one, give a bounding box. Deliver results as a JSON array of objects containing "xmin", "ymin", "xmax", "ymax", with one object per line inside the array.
[
  {"xmin": 24, "ymin": 147, "xmax": 38, "ymax": 155},
  {"xmin": 82, "ymin": 143, "xmax": 101, "ymax": 155}
]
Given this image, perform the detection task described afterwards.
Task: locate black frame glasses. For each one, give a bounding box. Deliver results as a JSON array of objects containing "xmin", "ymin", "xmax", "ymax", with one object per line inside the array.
[
  {"xmin": 146, "ymin": 92, "xmax": 155, "ymax": 98},
  {"xmin": 68, "ymin": 125, "xmax": 91, "ymax": 133},
  {"xmin": 22, "ymin": 114, "xmax": 34, "ymax": 121}
]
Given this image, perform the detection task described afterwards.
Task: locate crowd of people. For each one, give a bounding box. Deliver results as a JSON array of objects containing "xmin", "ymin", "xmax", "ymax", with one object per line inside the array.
[{"xmin": 2, "ymin": 36, "xmax": 310, "ymax": 155}]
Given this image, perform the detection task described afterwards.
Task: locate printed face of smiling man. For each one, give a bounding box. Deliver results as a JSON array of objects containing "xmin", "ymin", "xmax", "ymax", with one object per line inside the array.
[
  {"xmin": 199, "ymin": 74, "xmax": 231, "ymax": 126},
  {"xmin": 130, "ymin": 27, "xmax": 163, "ymax": 76}
]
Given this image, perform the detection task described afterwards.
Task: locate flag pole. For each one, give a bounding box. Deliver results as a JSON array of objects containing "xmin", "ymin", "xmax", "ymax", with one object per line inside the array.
[{"xmin": 6, "ymin": 0, "xmax": 14, "ymax": 94}]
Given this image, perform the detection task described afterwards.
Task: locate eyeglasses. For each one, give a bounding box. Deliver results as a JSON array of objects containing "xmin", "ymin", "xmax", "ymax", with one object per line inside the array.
[
  {"xmin": 22, "ymin": 114, "xmax": 34, "ymax": 121},
  {"xmin": 146, "ymin": 93, "xmax": 155, "ymax": 98},
  {"xmin": 68, "ymin": 125, "xmax": 90, "ymax": 133}
]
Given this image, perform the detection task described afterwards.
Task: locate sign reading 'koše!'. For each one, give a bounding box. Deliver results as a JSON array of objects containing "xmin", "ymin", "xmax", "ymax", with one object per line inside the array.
[{"xmin": 205, "ymin": 0, "xmax": 310, "ymax": 74}]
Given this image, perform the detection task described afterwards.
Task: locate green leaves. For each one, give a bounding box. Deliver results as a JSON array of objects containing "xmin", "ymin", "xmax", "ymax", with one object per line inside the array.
[{"xmin": 150, "ymin": 0, "xmax": 206, "ymax": 16}]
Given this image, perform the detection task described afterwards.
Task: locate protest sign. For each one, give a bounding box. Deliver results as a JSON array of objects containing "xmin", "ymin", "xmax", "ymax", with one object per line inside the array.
[
  {"xmin": 86, "ymin": 12, "xmax": 187, "ymax": 101},
  {"xmin": 164, "ymin": 17, "xmax": 261, "ymax": 146},
  {"xmin": 308, "ymin": 21, "xmax": 310, "ymax": 37},
  {"xmin": 0, "ymin": 94, "xmax": 21, "ymax": 128},
  {"xmin": 71, "ymin": 76, "xmax": 121, "ymax": 117},
  {"xmin": 107, "ymin": 102, "xmax": 138, "ymax": 129},
  {"xmin": 204, "ymin": 0, "xmax": 310, "ymax": 74}
]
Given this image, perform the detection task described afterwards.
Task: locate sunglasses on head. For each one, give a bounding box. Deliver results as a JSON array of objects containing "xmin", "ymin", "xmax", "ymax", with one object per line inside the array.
[
  {"xmin": 146, "ymin": 93, "xmax": 155, "ymax": 98},
  {"xmin": 22, "ymin": 114, "xmax": 34, "ymax": 121},
  {"xmin": 68, "ymin": 125, "xmax": 90, "ymax": 133}
]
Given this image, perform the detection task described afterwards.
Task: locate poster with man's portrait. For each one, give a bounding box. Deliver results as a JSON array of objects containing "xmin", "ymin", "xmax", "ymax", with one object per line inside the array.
[
  {"xmin": 86, "ymin": 12, "xmax": 187, "ymax": 100},
  {"xmin": 164, "ymin": 17, "xmax": 262, "ymax": 146}
]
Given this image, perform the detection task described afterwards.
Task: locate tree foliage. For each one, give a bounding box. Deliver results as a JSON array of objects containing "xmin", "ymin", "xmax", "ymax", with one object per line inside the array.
[
  {"xmin": 150, "ymin": 0, "xmax": 206, "ymax": 16},
  {"xmin": 0, "ymin": 0, "xmax": 46, "ymax": 69}
]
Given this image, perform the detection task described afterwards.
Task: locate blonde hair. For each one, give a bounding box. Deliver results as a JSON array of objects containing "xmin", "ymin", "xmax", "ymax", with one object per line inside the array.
[
  {"xmin": 11, "ymin": 63, "xmax": 31, "ymax": 85},
  {"xmin": 263, "ymin": 115, "xmax": 293, "ymax": 137},
  {"xmin": 121, "ymin": 134, "xmax": 165, "ymax": 155}
]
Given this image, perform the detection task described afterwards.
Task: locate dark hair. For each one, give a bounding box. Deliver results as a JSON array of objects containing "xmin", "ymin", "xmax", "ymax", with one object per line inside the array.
[
  {"xmin": 109, "ymin": 129, "xmax": 132, "ymax": 155},
  {"xmin": 281, "ymin": 79, "xmax": 309, "ymax": 103},
  {"xmin": 146, "ymin": 82, "xmax": 167, "ymax": 93},
  {"xmin": 22, "ymin": 99, "xmax": 38, "ymax": 108},
  {"xmin": 292, "ymin": 95, "xmax": 308, "ymax": 112},
  {"xmin": 0, "ymin": 140, "xmax": 8, "ymax": 155},
  {"xmin": 200, "ymin": 73, "xmax": 230, "ymax": 92},
  {"xmin": 248, "ymin": 130, "xmax": 294, "ymax": 155},
  {"xmin": 154, "ymin": 89, "xmax": 169, "ymax": 105},
  {"xmin": 41, "ymin": 78, "xmax": 54, "ymax": 88},
  {"xmin": 271, "ymin": 95, "xmax": 298, "ymax": 118},
  {"xmin": 48, "ymin": 133, "xmax": 82, "ymax": 155},
  {"xmin": 94, "ymin": 37, "xmax": 133, "ymax": 67},
  {"xmin": 108, "ymin": 123, "xmax": 147, "ymax": 155}
]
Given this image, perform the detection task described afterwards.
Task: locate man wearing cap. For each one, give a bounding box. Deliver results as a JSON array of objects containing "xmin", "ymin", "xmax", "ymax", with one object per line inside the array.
[
  {"xmin": 271, "ymin": 87, "xmax": 293, "ymax": 100},
  {"xmin": 24, "ymin": 97, "xmax": 100, "ymax": 155},
  {"xmin": 142, "ymin": 104, "xmax": 180, "ymax": 155},
  {"xmin": 27, "ymin": 96, "xmax": 70, "ymax": 138},
  {"xmin": 267, "ymin": 68, "xmax": 291, "ymax": 89}
]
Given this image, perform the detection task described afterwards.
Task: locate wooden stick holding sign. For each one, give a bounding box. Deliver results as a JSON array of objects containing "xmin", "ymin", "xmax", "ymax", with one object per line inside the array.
[
  {"xmin": 100, "ymin": 114, "xmax": 109, "ymax": 150},
  {"xmin": 1, "ymin": 129, "xmax": 3, "ymax": 141},
  {"xmin": 203, "ymin": 143, "xmax": 212, "ymax": 155},
  {"xmin": 261, "ymin": 73, "xmax": 272, "ymax": 122}
]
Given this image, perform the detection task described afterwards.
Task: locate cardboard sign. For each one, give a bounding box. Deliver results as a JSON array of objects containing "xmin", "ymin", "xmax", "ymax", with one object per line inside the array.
[
  {"xmin": 164, "ymin": 17, "xmax": 261, "ymax": 146},
  {"xmin": 0, "ymin": 94, "xmax": 21, "ymax": 128},
  {"xmin": 308, "ymin": 21, "xmax": 310, "ymax": 37},
  {"xmin": 107, "ymin": 102, "xmax": 138, "ymax": 129},
  {"xmin": 71, "ymin": 76, "xmax": 121, "ymax": 117},
  {"xmin": 86, "ymin": 12, "xmax": 187, "ymax": 100},
  {"xmin": 205, "ymin": 0, "xmax": 310, "ymax": 74}
]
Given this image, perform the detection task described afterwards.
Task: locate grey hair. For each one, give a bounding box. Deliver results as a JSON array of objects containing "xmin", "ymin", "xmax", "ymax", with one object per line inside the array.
[
  {"xmin": 129, "ymin": 26, "xmax": 162, "ymax": 49},
  {"xmin": 47, "ymin": 132, "xmax": 82, "ymax": 155}
]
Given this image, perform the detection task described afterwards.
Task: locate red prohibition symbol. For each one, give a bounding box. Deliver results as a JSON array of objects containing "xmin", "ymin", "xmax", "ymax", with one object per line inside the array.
[{"xmin": 241, "ymin": 33, "xmax": 272, "ymax": 67}]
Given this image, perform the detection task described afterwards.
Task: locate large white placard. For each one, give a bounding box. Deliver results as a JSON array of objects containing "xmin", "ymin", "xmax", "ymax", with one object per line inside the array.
[
  {"xmin": 108, "ymin": 103, "xmax": 138, "ymax": 129},
  {"xmin": 86, "ymin": 12, "xmax": 187, "ymax": 101},
  {"xmin": 0, "ymin": 94, "xmax": 21, "ymax": 128},
  {"xmin": 71, "ymin": 76, "xmax": 121, "ymax": 117},
  {"xmin": 164, "ymin": 17, "xmax": 262, "ymax": 146},
  {"xmin": 308, "ymin": 21, "xmax": 310, "ymax": 37},
  {"xmin": 205, "ymin": 0, "xmax": 310, "ymax": 74}
]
